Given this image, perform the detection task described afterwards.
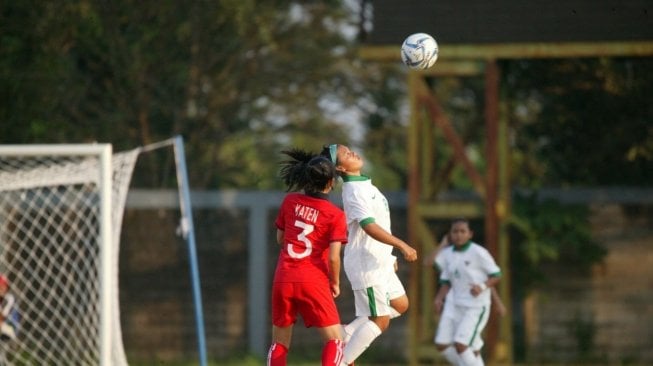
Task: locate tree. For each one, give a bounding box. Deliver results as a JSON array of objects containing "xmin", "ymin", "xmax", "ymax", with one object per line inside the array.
[
  {"xmin": 0, "ymin": 0, "xmax": 364, "ymax": 189},
  {"xmin": 504, "ymin": 58, "xmax": 653, "ymax": 187}
]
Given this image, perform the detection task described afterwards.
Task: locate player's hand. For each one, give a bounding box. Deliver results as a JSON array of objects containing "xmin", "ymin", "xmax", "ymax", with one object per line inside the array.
[
  {"xmin": 331, "ymin": 283, "xmax": 340, "ymax": 298},
  {"xmin": 439, "ymin": 234, "xmax": 450, "ymax": 247},
  {"xmin": 470, "ymin": 283, "xmax": 487, "ymax": 297},
  {"xmin": 433, "ymin": 297, "xmax": 444, "ymax": 314},
  {"xmin": 400, "ymin": 244, "xmax": 417, "ymax": 262}
]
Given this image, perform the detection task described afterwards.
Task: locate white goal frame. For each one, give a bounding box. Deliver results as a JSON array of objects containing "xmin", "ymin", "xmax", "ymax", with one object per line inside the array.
[{"xmin": 0, "ymin": 144, "xmax": 117, "ymax": 366}]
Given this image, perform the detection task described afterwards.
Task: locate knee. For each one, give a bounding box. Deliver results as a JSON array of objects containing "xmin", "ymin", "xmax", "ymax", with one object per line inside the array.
[
  {"xmin": 371, "ymin": 316, "xmax": 390, "ymax": 332},
  {"xmin": 435, "ymin": 343, "xmax": 450, "ymax": 352},
  {"xmin": 390, "ymin": 296, "xmax": 409, "ymax": 314},
  {"xmin": 454, "ymin": 342, "xmax": 468, "ymax": 353}
]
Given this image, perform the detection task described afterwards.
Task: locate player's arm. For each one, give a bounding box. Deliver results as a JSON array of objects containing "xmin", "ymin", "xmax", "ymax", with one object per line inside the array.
[
  {"xmin": 276, "ymin": 229, "xmax": 284, "ymax": 246},
  {"xmin": 328, "ymin": 241, "xmax": 342, "ymax": 298},
  {"xmin": 470, "ymin": 274, "xmax": 501, "ymax": 296},
  {"xmin": 433, "ymin": 281, "xmax": 450, "ymax": 314},
  {"xmin": 423, "ymin": 234, "xmax": 450, "ymax": 266},
  {"xmin": 490, "ymin": 287, "xmax": 507, "ymax": 316},
  {"xmin": 361, "ymin": 222, "xmax": 417, "ymax": 262}
]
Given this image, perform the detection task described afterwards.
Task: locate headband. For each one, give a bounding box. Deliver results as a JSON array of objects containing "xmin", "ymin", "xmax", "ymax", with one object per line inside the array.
[{"xmin": 328, "ymin": 144, "xmax": 338, "ymax": 165}]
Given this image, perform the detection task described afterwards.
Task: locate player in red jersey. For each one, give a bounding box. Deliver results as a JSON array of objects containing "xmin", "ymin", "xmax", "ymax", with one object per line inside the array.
[{"xmin": 267, "ymin": 149, "xmax": 348, "ymax": 366}]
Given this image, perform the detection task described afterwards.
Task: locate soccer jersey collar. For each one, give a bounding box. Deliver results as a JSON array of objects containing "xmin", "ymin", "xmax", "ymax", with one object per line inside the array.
[
  {"xmin": 453, "ymin": 240, "xmax": 473, "ymax": 252},
  {"xmin": 342, "ymin": 174, "xmax": 370, "ymax": 182},
  {"xmin": 305, "ymin": 191, "xmax": 329, "ymax": 200}
]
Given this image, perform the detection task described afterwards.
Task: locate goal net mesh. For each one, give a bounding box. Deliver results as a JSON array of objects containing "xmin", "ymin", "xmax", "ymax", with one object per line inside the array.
[{"xmin": 0, "ymin": 147, "xmax": 138, "ymax": 365}]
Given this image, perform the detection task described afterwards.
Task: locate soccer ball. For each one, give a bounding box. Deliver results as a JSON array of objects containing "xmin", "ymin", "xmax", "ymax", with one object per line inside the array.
[{"xmin": 401, "ymin": 33, "xmax": 439, "ymax": 69}]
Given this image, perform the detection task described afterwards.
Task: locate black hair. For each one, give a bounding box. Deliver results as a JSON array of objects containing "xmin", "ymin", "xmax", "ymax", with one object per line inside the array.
[
  {"xmin": 279, "ymin": 149, "xmax": 337, "ymax": 194},
  {"xmin": 450, "ymin": 217, "xmax": 471, "ymax": 229}
]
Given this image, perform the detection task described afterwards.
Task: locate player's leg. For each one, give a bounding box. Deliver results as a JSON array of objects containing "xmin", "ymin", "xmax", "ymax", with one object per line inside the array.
[
  {"xmin": 387, "ymin": 267, "xmax": 408, "ymax": 318},
  {"xmin": 268, "ymin": 325, "xmax": 292, "ymax": 366},
  {"xmin": 340, "ymin": 285, "xmax": 393, "ymax": 365},
  {"xmin": 268, "ymin": 282, "xmax": 296, "ymax": 366},
  {"xmin": 297, "ymin": 281, "xmax": 345, "ymax": 366},
  {"xmin": 470, "ymin": 306, "xmax": 489, "ymax": 366},
  {"xmin": 453, "ymin": 306, "xmax": 488, "ymax": 366},
  {"xmin": 435, "ymin": 312, "xmax": 460, "ymax": 366},
  {"xmin": 341, "ymin": 316, "xmax": 368, "ymax": 343},
  {"xmin": 316, "ymin": 325, "xmax": 345, "ymax": 366}
]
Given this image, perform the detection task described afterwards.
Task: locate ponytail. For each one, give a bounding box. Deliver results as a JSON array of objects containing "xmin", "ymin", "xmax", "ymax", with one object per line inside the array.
[
  {"xmin": 279, "ymin": 148, "xmax": 315, "ymax": 192},
  {"xmin": 279, "ymin": 149, "xmax": 337, "ymax": 193}
]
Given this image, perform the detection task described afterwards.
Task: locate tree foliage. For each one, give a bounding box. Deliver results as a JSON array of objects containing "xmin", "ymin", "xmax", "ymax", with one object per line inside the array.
[
  {"xmin": 0, "ymin": 0, "xmax": 362, "ymax": 189},
  {"xmin": 504, "ymin": 58, "xmax": 653, "ymax": 187}
]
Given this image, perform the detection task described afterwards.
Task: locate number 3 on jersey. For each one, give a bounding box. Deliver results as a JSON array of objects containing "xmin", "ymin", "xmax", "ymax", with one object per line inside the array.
[{"xmin": 288, "ymin": 220, "xmax": 313, "ymax": 258}]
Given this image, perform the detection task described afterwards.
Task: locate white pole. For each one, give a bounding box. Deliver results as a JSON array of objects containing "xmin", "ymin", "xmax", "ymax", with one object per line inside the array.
[{"xmin": 99, "ymin": 144, "xmax": 113, "ymax": 366}]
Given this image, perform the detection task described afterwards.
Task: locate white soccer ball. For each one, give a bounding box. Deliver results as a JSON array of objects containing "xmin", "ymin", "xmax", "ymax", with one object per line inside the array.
[{"xmin": 401, "ymin": 33, "xmax": 439, "ymax": 69}]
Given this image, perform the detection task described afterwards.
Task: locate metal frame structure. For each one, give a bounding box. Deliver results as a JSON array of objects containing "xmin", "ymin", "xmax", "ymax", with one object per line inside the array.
[{"xmin": 361, "ymin": 40, "xmax": 653, "ymax": 365}]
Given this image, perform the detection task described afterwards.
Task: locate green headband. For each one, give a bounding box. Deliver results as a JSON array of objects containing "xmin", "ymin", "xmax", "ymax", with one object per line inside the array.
[{"xmin": 328, "ymin": 144, "xmax": 338, "ymax": 165}]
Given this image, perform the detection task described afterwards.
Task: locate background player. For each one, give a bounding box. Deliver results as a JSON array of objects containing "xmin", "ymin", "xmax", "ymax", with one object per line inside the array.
[
  {"xmin": 267, "ymin": 150, "xmax": 348, "ymax": 366},
  {"xmin": 433, "ymin": 218, "xmax": 502, "ymax": 366}
]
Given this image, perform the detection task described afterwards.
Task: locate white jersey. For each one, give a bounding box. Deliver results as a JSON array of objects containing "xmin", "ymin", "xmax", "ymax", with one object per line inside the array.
[
  {"xmin": 0, "ymin": 293, "xmax": 15, "ymax": 318},
  {"xmin": 341, "ymin": 175, "xmax": 396, "ymax": 290},
  {"xmin": 437, "ymin": 241, "xmax": 501, "ymax": 308}
]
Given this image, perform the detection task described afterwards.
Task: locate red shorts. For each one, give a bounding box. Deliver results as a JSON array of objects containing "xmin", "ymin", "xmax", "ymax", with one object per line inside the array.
[{"xmin": 271, "ymin": 281, "xmax": 340, "ymax": 328}]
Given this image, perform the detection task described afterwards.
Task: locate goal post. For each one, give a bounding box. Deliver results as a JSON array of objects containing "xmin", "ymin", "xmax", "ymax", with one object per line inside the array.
[
  {"xmin": 0, "ymin": 143, "xmax": 136, "ymax": 366},
  {"xmin": 0, "ymin": 137, "xmax": 207, "ymax": 366}
]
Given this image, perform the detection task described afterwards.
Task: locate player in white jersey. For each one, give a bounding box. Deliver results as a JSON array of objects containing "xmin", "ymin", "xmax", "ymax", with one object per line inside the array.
[
  {"xmin": 427, "ymin": 234, "xmax": 506, "ymax": 366},
  {"xmin": 433, "ymin": 219, "xmax": 501, "ymax": 366},
  {"xmin": 320, "ymin": 144, "xmax": 418, "ymax": 366}
]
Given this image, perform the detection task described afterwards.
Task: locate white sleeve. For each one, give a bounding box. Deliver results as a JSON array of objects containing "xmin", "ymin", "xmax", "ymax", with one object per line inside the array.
[
  {"xmin": 478, "ymin": 247, "xmax": 501, "ymax": 276},
  {"xmin": 343, "ymin": 186, "xmax": 374, "ymax": 224}
]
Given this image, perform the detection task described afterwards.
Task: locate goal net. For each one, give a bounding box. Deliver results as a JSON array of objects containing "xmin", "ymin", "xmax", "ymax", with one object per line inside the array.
[{"xmin": 0, "ymin": 144, "xmax": 138, "ymax": 366}]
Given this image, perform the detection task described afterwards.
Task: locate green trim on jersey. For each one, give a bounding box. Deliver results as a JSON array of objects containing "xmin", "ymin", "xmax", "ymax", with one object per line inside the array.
[
  {"xmin": 468, "ymin": 306, "xmax": 487, "ymax": 346},
  {"xmin": 438, "ymin": 279, "xmax": 451, "ymax": 286},
  {"xmin": 342, "ymin": 174, "xmax": 370, "ymax": 182},
  {"xmin": 489, "ymin": 272, "xmax": 502, "ymax": 278},
  {"xmin": 359, "ymin": 217, "xmax": 376, "ymax": 227},
  {"xmin": 453, "ymin": 240, "xmax": 473, "ymax": 252},
  {"xmin": 366, "ymin": 287, "xmax": 378, "ymax": 317}
]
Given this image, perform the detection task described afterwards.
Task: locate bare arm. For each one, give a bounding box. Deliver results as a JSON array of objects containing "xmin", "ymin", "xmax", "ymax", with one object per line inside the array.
[
  {"xmin": 362, "ymin": 222, "xmax": 417, "ymax": 262},
  {"xmin": 433, "ymin": 283, "xmax": 450, "ymax": 314},
  {"xmin": 328, "ymin": 241, "xmax": 342, "ymax": 298},
  {"xmin": 491, "ymin": 287, "xmax": 507, "ymax": 316},
  {"xmin": 470, "ymin": 276, "xmax": 501, "ymax": 297},
  {"xmin": 276, "ymin": 229, "xmax": 284, "ymax": 245},
  {"xmin": 423, "ymin": 234, "xmax": 450, "ymax": 266}
]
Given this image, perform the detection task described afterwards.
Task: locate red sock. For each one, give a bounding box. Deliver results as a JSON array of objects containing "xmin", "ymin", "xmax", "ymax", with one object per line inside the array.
[
  {"xmin": 267, "ymin": 342, "xmax": 288, "ymax": 366},
  {"xmin": 321, "ymin": 339, "xmax": 344, "ymax": 366}
]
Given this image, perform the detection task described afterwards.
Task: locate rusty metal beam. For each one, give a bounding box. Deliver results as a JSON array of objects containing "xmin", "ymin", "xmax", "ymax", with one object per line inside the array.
[
  {"xmin": 360, "ymin": 41, "xmax": 653, "ymax": 62},
  {"xmin": 418, "ymin": 90, "xmax": 486, "ymax": 198}
]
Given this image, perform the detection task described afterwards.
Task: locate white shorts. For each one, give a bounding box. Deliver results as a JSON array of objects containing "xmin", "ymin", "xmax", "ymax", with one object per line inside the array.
[
  {"xmin": 434, "ymin": 303, "xmax": 489, "ymax": 351},
  {"xmin": 353, "ymin": 271, "xmax": 405, "ymax": 317}
]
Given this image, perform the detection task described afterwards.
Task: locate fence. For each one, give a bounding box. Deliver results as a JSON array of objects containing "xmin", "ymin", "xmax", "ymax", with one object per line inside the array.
[{"xmin": 120, "ymin": 188, "xmax": 653, "ymax": 364}]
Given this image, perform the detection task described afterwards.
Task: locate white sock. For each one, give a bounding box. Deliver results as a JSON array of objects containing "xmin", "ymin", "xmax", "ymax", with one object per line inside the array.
[
  {"xmin": 441, "ymin": 346, "xmax": 460, "ymax": 366},
  {"xmin": 341, "ymin": 320, "xmax": 382, "ymax": 365},
  {"xmin": 342, "ymin": 316, "xmax": 368, "ymax": 343},
  {"xmin": 475, "ymin": 353, "xmax": 484, "ymax": 366},
  {"xmin": 458, "ymin": 347, "xmax": 477, "ymax": 366}
]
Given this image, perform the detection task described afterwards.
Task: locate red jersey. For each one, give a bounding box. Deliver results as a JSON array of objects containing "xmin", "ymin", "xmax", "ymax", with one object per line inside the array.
[{"xmin": 273, "ymin": 192, "xmax": 347, "ymax": 284}]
